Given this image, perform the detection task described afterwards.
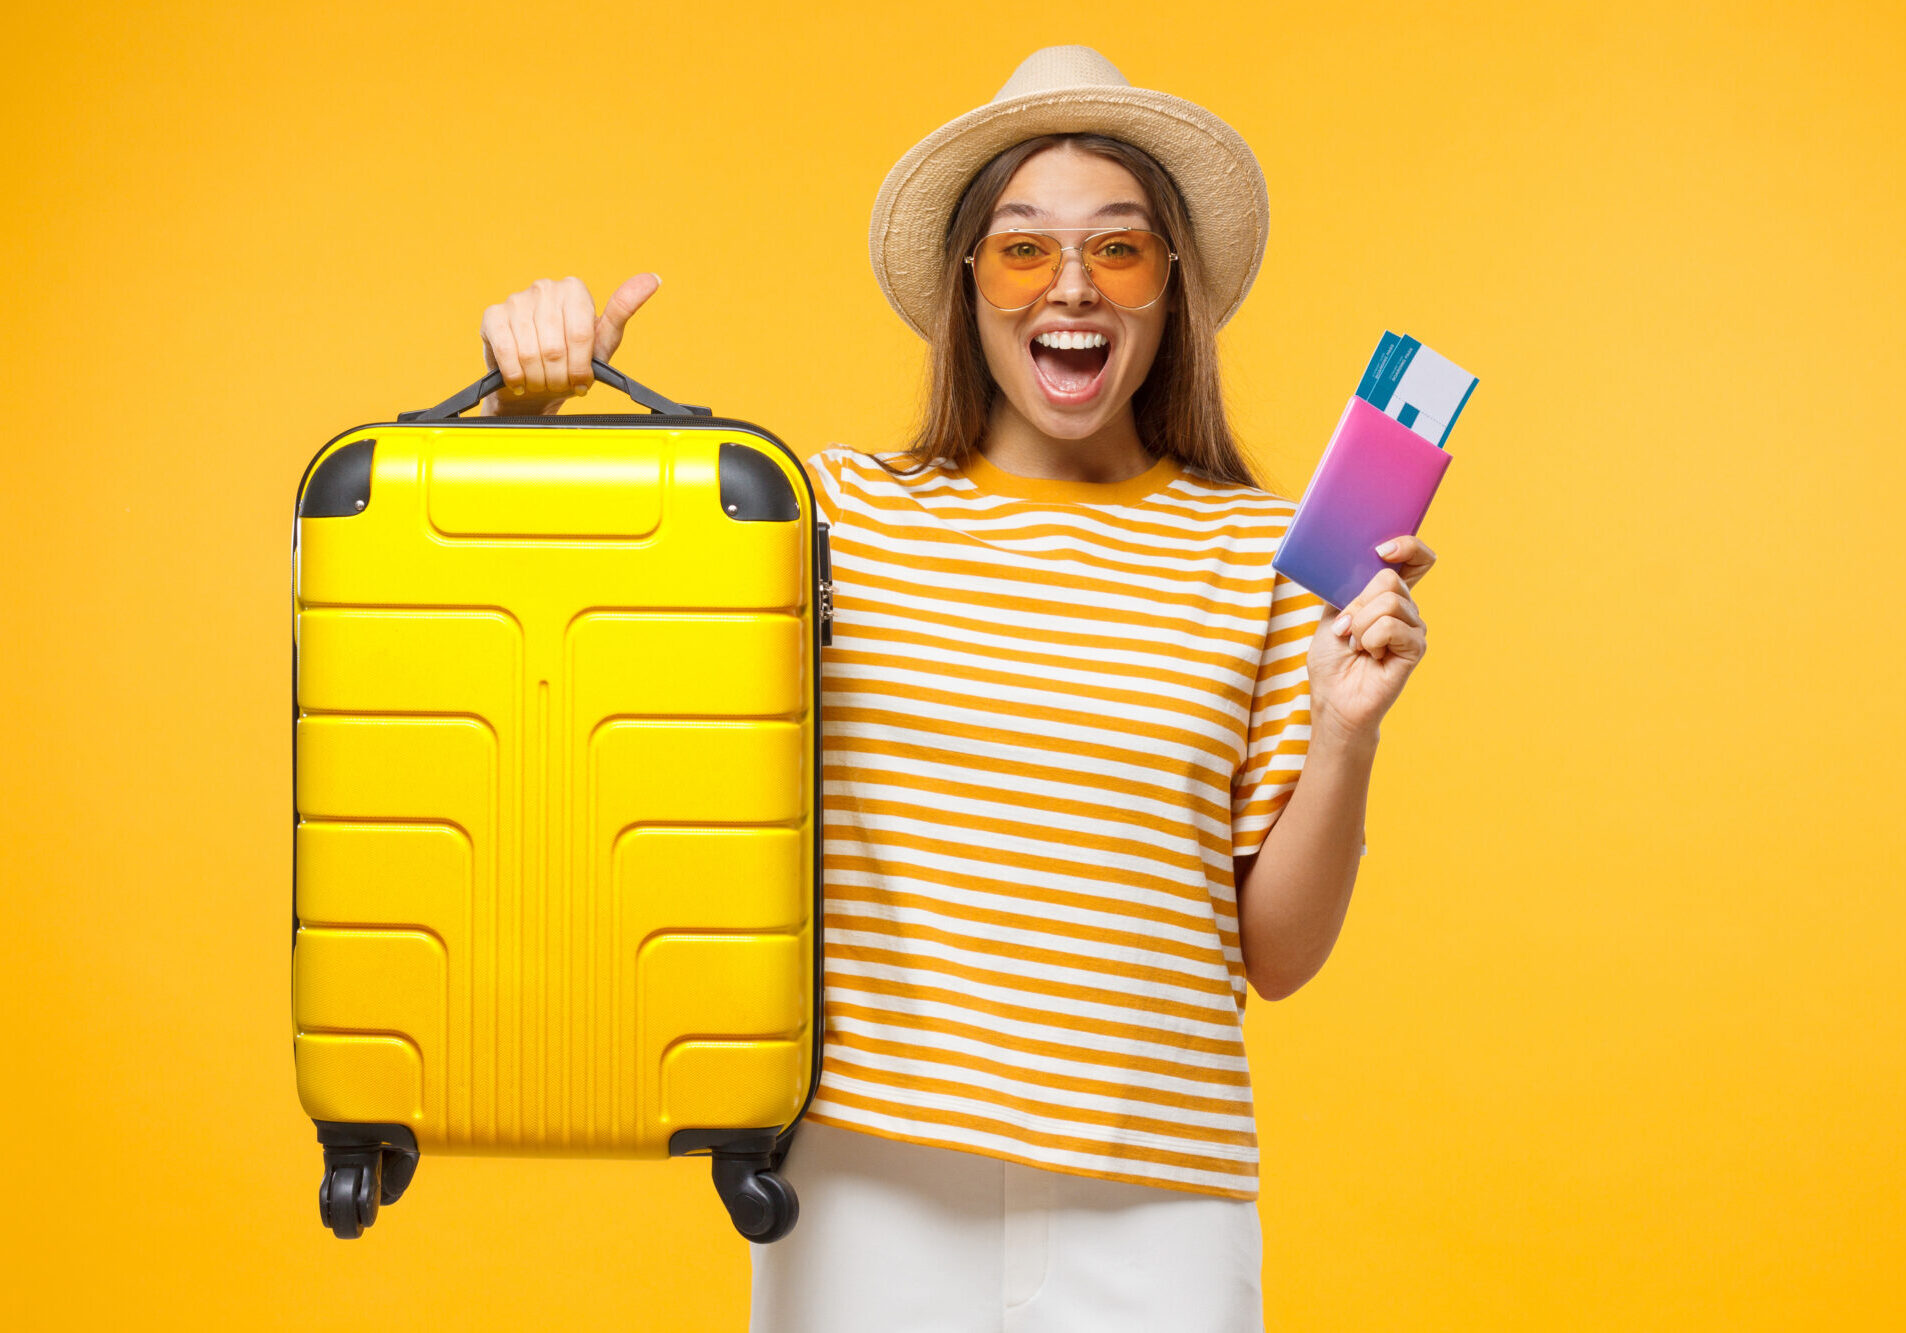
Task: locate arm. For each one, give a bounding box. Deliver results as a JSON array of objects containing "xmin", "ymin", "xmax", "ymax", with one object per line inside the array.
[
  {"xmin": 1235, "ymin": 718, "xmax": 1378, "ymax": 1001},
  {"xmin": 1231, "ymin": 533, "xmax": 1435, "ymax": 1002}
]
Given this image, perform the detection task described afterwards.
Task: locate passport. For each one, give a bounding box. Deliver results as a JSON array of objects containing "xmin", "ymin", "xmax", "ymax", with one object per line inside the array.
[{"xmin": 1271, "ymin": 333, "xmax": 1477, "ymax": 610}]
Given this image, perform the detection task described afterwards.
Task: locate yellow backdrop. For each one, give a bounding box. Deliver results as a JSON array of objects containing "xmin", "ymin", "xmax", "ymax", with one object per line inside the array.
[{"xmin": 2, "ymin": 0, "xmax": 1899, "ymax": 1328}]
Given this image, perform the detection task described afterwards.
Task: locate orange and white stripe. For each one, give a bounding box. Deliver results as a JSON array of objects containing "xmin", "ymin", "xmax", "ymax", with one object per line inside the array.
[{"xmin": 796, "ymin": 445, "xmax": 1362, "ymax": 1200}]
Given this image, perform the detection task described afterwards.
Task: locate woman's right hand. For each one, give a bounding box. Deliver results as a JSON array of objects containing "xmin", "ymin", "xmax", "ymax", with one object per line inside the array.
[{"xmin": 478, "ymin": 273, "xmax": 663, "ymax": 416}]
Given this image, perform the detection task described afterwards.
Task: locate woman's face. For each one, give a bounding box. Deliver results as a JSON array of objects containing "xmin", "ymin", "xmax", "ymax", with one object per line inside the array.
[{"xmin": 972, "ymin": 144, "xmax": 1171, "ymax": 443}]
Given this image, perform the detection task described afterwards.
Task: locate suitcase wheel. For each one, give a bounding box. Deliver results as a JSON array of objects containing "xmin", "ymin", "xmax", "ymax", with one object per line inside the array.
[
  {"xmin": 319, "ymin": 1157, "xmax": 381, "ymax": 1240},
  {"xmin": 712, "ymin": 1155, "xmax": 800, "ymax": 1244},
  {"xmin": 745, "ymin": 1169, "xmax": 799, "ymax": 1244},
  {"xmin": 377, "ymin": 1145, "xmax": 420, "ymax": 1206}
]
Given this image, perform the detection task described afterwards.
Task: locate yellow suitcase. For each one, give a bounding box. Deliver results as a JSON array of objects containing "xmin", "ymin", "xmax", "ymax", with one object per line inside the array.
[{"xmin": 292, "ymin": 360, "xmax": 829, "ymax": 1241}]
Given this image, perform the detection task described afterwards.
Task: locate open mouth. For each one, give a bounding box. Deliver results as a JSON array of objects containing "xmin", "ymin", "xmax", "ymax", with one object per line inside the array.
[{"xmin": 1028, "ymin": 332, "xmax": 1112, "ymax": 404}]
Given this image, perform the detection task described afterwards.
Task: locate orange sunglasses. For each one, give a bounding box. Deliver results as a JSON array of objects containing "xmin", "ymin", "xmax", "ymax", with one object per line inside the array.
[{"xmin": 965, "ymin": 228, "xmax": 1178, "ymax": 311}]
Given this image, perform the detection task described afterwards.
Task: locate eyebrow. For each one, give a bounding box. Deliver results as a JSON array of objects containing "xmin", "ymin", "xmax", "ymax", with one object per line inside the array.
[{"xmin": 990, "ymin": 200, "xmax": 1153, "ymax": 227}]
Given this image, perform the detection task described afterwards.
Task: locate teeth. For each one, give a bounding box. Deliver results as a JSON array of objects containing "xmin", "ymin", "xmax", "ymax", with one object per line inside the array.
[{"xmin": 1033, "ymin": 331, "xmax": 1108, "ymax": 350}]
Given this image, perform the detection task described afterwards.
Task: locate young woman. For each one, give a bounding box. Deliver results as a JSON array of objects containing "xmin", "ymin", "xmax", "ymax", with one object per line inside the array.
[{"xmin": 478, "ymin": 45, "xmax": 1434, "ymax": 1333}]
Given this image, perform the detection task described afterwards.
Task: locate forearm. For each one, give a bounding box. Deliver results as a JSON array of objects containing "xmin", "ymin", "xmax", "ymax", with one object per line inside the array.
[{"xmin": 1237, "ymin": 719, "xmax": 1379, "ymax": 1000}]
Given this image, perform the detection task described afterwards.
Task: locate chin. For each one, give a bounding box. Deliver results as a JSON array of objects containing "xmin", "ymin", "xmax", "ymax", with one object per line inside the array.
[{"xmin": 1029, "ymin": 407, "xmax": 1112, "ymax": 439}]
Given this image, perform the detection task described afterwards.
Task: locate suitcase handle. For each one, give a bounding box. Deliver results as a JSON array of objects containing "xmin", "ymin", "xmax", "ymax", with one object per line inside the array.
[{"xmin": 396, "ymin": 358, "xmax": 713, "ymax": 422}]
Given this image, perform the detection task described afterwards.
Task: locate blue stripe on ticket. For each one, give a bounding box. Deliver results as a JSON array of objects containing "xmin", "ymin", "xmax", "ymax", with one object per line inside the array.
[
  {"xmin": 1356, "ymin": 332, "xmax": 1415, "ymax": 411},
  {"xmin": 1446, "ymin": 375, "xmax": 1478, "ymax": 439}
]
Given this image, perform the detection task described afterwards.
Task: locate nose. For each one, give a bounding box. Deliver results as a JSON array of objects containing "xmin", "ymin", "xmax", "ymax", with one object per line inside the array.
[{"xmin": 1046, "ymin": 246, "xmax": 1098, "ymax": 307}]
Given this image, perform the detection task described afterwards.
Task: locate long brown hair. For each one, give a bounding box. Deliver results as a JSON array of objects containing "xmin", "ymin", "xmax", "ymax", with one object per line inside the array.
[{"xmin": 875, "ymin": 132, "xmax": 1287, "ymax": 499}]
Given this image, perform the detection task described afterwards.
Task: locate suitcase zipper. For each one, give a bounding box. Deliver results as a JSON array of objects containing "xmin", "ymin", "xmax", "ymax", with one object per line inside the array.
[{"xmin": 817, "ymin": 522, "xmax": 834, "ymax": 647}]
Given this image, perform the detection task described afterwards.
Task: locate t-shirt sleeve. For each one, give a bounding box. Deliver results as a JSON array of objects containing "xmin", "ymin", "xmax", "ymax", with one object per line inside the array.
[
  {"xmin": 1231, "ymin": 570, "xmax": 1369, "ymax": 860},
  {"xmin": 801, "ymin": 445, "xmax": 849, "ymax": 529}
]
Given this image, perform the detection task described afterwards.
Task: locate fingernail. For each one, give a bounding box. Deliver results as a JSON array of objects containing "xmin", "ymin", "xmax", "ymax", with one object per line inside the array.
[
  {"xmin": 1376, "ymin": 539, "xmax": 1398, "ymax": 558},
  {"xmin": 512, "ymin": 384, "xmax": 524, "ymax": 396},
  {"xmin": 1332, "ymin": 612, "xmax": 1350, "ymax": 635},
  {"xmin": 651, "ymin": 273, "xmax": 663, "ymax": 285}
]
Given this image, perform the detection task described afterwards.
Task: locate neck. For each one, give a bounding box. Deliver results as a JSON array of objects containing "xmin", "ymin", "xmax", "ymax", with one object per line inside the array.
[{"xmin": 978, "ymin": 397, "xmax": 1154, "ymax": 482}]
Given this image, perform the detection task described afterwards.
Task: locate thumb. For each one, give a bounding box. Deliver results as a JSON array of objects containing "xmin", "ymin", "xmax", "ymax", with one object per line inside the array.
[{"xmin": 594, "ymin": 272, "xmax": 661, "ymax": 363}]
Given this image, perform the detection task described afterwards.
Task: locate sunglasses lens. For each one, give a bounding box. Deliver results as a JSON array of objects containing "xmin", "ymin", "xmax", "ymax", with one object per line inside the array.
[
  {"xmin": 971, "ymin": 232, "xmax": 1063, "ymax": 308},
  {"xmin": 1084, "ymin": 231, "xmax": 1172, "ymax": 307},
  {"xmin": 970, "ymin": 231, "xmax": 1173, "ymax": 309}
]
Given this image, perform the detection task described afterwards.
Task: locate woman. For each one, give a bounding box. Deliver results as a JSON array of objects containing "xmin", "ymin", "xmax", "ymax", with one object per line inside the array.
[{"xmin": 479, "ymin": 45, "xmax": 1433, "ymax": 1333}]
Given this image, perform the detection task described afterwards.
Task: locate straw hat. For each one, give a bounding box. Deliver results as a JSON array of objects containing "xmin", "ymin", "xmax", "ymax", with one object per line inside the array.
[{"xmin": 869, "ymin": 45, "xmax": 1270, "ymax": 341}]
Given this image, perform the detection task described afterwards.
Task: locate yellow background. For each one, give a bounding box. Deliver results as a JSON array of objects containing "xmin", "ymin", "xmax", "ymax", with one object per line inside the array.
[{"xmin": 2, "ymin": 0, "xmax": 1899, "ymax": 1327}]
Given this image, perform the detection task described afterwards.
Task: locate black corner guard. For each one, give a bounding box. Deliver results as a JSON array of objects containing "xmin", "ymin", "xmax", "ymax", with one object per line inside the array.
[
  {"xmin": 718, "ymin": 441, "xmax": 799, "ymax": 521},
  {"xmin": 299, "ymin": 440, "xmax": 375, "ymax": 517}
]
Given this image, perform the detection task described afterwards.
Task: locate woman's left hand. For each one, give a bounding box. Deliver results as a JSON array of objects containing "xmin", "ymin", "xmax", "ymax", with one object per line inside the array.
[{"xmin": 1305, "ymin": 535, "xmax": 1436, "ymax": 741}]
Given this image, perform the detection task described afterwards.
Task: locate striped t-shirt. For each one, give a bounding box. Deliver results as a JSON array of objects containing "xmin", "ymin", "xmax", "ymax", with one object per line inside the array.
[{"xmin": 797, "ymin": 443, "xmax": 1365, "ymax": 1200}]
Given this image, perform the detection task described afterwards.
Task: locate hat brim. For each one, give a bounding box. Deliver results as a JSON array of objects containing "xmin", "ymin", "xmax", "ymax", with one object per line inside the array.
[{"xmin": 869, "ymin": 86, "xmax": 1270, "ymax": 341}]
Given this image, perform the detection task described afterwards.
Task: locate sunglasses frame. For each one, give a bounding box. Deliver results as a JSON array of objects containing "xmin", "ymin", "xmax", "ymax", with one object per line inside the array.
[{"xmin": 964, "ymin": 227, "xmax": 1179, "ymax": 312}]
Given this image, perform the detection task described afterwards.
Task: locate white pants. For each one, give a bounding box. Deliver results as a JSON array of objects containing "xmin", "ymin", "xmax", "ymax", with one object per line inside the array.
[{"xmin": 748, "ymin": 1120, "xmax": 1265, "ymax": 1333}]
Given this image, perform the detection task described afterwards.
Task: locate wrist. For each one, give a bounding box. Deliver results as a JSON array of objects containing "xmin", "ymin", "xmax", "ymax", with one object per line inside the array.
[{"xmin": 1311, "ymin": 706, "xmax": 1381, "ymax": 756}]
